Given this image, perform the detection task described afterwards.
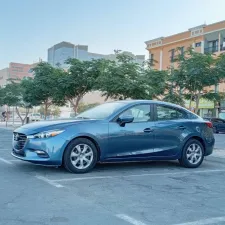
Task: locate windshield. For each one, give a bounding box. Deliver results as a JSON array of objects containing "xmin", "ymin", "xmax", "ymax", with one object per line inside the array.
[{"xmin": 75, "ymin": 102, "xmax": 126, "ymax": 120}]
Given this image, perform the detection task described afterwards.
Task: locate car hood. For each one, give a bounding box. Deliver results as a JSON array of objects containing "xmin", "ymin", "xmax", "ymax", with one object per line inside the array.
[{"xmin": 14, "ymin": 119, "xmax": 99, "ymax": 135}]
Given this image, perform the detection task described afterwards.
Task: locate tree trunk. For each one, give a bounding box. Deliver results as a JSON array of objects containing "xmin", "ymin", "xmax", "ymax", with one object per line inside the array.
[
  {"xmin": 189, "ymin": 93, "xmax": 193, "ymax": 110},
  {"xmin": 24, "ymin": 107, "xmax": 30, "ymax": 124},
  {"xmin": 15, "ymin": 106, "xmax": 26, "ymax": 125},
  {"xmin": 5, "ymin": 106, "xmax": 9, "ymax": 127},
  {"xmin": 44, "ymin": 103, "xmax": 48, "ymax": 120},
  {"xmin": 70, "ymin": 95, "xmax": 83, "ymax": 115},
  {"xmin": 195, "ymin": 93, "xmax": 201, "ymax": 115}
]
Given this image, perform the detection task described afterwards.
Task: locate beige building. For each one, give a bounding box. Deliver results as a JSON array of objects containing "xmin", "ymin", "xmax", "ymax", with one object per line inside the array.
[
  {"xmin": 145, "ymin": 20, "xmax": 225, "ymax": 117},
  {"xmin": 145, "ymin": 20, "xmax": 225, "ymax": 73}
]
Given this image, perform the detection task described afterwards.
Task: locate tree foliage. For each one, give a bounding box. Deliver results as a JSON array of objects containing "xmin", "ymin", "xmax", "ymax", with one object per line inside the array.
[
  {"xmin": 55, "ymin": 58, "xmax": 103, "ymax": 114},
  {"xmin": 0, "ymin": 80, "xmax": 36, "ymax": 124},
  {"xmin": 1, "ymin": 50, "xmax": 225, "ymax": 121},
  {"xmin": 170, "ymin": 48, "xmax": 225, "ymax": 112},
  {"xmin": 30, "ymin": 62, "xmax": 64, "ymax": 119},
  {"xmin": 97, "ymin": 52, "xmax": 168, "ymax": 100}
]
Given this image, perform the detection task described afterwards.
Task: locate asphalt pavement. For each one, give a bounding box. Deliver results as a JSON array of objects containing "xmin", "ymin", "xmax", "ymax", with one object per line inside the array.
[{"xmin": 1, "ymin": 128, "xmax": 225, "ymax": 225}]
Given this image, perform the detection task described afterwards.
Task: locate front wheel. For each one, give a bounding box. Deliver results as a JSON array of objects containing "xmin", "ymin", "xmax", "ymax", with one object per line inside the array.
[
  {"xmin": 63, "ymin": 138, "xmax": 98, "ymax": 173},
  {"xmin": 179, "ymin": 139, "xmax": 204, "ymax": 168}
]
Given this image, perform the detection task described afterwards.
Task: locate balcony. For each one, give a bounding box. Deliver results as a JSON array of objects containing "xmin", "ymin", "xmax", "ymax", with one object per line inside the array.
[{"xmin": 204, "ymin": 46, "xmax": 219, "ymax": 54}]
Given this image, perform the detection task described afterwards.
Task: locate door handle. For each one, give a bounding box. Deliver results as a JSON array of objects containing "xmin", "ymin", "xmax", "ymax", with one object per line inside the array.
[
  {"xmin": 143, "ymin": 128, "xmax": 153, "ymax": 133},
  {"xmin": 176, "ymin": 126, "xmax": 186, "ymax": 130}
]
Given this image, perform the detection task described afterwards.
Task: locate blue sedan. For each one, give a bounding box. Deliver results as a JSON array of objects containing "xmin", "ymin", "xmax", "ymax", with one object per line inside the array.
[{"xmin": 12, "ymin": 100, "xmax": 215, "ymax": 173}]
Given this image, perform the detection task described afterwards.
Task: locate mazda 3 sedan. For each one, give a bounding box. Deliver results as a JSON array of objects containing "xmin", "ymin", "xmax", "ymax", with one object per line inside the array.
[{"xmin": 12, "ymin": 100, "xmax": 215, "ymax": 173}]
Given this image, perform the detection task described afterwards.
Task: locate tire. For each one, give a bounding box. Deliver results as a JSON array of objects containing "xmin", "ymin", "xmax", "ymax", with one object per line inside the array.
[
  {"xmin": 63, "ymin": 138, "xmax": 98, "ymax": 173},
  {"xmin": 179, "ymin": 139, "xmax": 204, "ymax": 168}
]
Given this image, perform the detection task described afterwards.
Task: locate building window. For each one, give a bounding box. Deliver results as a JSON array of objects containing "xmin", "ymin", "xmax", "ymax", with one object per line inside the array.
[
  {"xmin": 150, "ymin": 54, "xmax": 154, "ymax": 64},
  {"xmin": 170, "ymin": 49, "xmax": 175, "ymax": 62},
  {"xmin": 195, "ymin": 42, "xmax": 201, "ymax": 47},
  {"xmin": 180, "ymin": 46, "xmax": 184, "ymax": 55}
]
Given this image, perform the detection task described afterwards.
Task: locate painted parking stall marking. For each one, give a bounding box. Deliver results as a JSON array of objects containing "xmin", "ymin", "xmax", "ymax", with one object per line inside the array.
[
  {"xmin": 172, "ymin": 216, "xmax": 225, "ymax": 225},
  {"xmin": 51, "ymin": 169, "xmax": 225, "ymax": 183},
  {"xmin": 35, "ymin": 175, "xmax": 64, "ymax": 188},
  {"xmin": 0, "ymin": 157, "xmax": 12, "ymax": 164},
  {"xmin": 116, "ymin": 214, "xmax": 147, "ymax": 225}
]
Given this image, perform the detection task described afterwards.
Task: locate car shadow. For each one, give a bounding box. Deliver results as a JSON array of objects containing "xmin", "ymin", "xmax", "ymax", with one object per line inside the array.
[{"xmin": 13, "ymin": 160, "xmax": 182, "ymax": 175}]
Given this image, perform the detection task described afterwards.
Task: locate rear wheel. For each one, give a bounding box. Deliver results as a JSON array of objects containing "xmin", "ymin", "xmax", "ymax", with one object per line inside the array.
[
  {"xmin": 63, "ymin": 138, "xmax": 98, "ymax": 173},
  {"xmin": 179, "ymin": 139, "xmax": 204, "ymax": 168}
]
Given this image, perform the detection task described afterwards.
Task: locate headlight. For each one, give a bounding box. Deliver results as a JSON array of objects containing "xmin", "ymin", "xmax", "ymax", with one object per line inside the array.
[{"xmin": 27, "ymin": 130, "xmax": 64, "ymax": 139}]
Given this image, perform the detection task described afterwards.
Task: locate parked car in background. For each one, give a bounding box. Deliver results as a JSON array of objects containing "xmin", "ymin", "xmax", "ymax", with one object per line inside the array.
[
  {"xmin": 29, "ymin": 113, "xmax": 41, "ymax": 122},
  {"xmin": 203, "ymin": 117, "xmax": 225, "ymax": 133},
  {"xmin": 12, "ymin": 100, "xmax": 215, "ymax": 173}
]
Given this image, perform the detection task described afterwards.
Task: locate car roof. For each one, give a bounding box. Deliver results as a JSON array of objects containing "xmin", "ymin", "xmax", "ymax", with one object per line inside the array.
[{"xmin": 112, "ymin": 100, "xmax": 187, "ymax": 109}]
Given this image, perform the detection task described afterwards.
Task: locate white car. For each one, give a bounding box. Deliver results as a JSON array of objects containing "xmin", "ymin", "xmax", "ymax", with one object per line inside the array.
[{"xmin": 29, "ymin": 113, "xmax": 41, "ymax": 121}]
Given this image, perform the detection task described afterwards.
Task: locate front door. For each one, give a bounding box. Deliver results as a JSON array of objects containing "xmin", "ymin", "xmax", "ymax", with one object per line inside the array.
[
  {"xmin": 106, "ymin": 104, "xmax": 156, "ymax": 160},
  {"xmin": 153, "ymin": 104, "xmax": 189, "ymax": 157}
]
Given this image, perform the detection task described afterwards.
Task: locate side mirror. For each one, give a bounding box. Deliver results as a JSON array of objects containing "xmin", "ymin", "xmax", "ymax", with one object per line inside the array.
[{"xmin": 117, "ymin": 115, "xmax": 134, "ymax": 127}]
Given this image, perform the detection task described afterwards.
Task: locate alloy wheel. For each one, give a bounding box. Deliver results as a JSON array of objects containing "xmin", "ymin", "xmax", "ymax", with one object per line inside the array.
[
  {"xmin": 70, "ymin": 144, "xmax": 94, "ymax": 169},
  {"xmin": 186, "ymin": 143, "xmax": 203, "ymax": 165}
]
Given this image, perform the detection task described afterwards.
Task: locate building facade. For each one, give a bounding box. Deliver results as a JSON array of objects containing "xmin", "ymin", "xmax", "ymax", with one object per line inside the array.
[
  {"xmin": 0, "ymin": 62, "xmax": 37, "ymax": 87},
  {"xmin": 145, "ymin": 20, "xmax": 225, "ymax": 117},
  {"xmin": 145, "ymin": 20, "xmax": 225, "ymax": 71},
  {"xmin": 48, "ymin": 41, "xmax": 145, "ymax": 68}
]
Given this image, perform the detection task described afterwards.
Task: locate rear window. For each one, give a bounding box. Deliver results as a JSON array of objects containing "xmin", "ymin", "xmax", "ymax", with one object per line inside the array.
[{"xmin": 188, "ymin": 113, "xmax": 199, "ymax": 119}]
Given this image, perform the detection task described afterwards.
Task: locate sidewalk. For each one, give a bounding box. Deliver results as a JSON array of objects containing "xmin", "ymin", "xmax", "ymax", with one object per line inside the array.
[{"xmin": 0, "ymin": 121, "xmax": 21, "ymax": 130}]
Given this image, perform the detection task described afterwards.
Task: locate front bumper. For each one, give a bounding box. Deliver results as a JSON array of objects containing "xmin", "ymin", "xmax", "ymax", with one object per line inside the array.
[{"xmin": 11, "ymin": 136, "xmax": 68, "ymax": 166}]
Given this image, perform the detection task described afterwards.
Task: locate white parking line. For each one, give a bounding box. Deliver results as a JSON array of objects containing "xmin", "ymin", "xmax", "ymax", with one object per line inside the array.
[
  {"xmin": 35, "ymin": 175, "xmax": 64, "ymax": 188},
  {"xmin": 173, "ymin": 216, "xmax": 225, "ymax": 225},
  {"xmin": 51, "ymin": 169, "xmax": 225, "ymax": 182},
  {"xmin": 116, "ymin": 214, "xmax": 147, "ymax": 225},
  {"xmin": 0, "ymin": 157, "xmax": 13, "ymax": 164}
]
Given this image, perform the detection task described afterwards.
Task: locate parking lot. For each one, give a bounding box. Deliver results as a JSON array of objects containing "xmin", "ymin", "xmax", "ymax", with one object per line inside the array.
[{"xmin": 1, "ymin": 128, "xmax": 225, "ymax": 225}]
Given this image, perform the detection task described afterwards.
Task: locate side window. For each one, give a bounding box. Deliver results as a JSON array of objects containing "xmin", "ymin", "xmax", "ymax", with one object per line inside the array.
[
  {"xmin": 156, "ymin": 105, "xmax": 187, "ymax": 121},
  {"xmin": 120, "ymin": 104, "xmax": 151, "ymax": 122}
]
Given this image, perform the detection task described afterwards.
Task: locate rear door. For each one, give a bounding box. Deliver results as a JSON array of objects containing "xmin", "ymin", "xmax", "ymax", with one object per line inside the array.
[{"xmin": 153, "ymin": 104, "xmax": 189, "ymax": 157}]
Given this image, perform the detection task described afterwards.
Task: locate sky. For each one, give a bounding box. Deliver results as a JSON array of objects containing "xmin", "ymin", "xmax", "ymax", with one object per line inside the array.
[{"xmin": 0, "ymin": 0, "xmax": 225, "ymax": 68}]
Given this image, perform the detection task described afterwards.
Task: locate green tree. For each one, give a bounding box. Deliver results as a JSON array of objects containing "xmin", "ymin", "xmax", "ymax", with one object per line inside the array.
[
  {"xmin": 98, "ymin": 51, "xmax": 168, "ymax": 101},
  {"xmin": 31, "ymin": 62, "xmax": 64, "ymax": 119},
  {"xmin": 141, "ymin": 68, "xmax": 168, "ymax": 100},
  {"xmin": 55, "ymin": 58, "xmax": 103, "ymax": 114},
  {"xmin": 173, "ymin": 47, "xmax": 219, "ymax": 113},
  {"xmin": 0, "ymin": 81, "xmax": 34, "ymax": 125},
  {"xmin": 97, "ymin": 52, "xmax": 146, "ymax": 100}
]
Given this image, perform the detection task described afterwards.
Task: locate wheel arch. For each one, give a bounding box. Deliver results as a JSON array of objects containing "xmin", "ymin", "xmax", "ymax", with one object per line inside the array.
[
  {"xmin": 183, "ymin": 136, "xmax": 206, "ymax": 153},
  {"xmin": 62, "ymin": 135, "xmax": 101, "ymax": 163}
]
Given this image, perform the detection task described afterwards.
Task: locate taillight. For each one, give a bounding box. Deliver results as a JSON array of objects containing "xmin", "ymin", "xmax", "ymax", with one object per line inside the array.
[{"xmin": 205, "ymin": 121, "xmax": 213, "ymax": 128}]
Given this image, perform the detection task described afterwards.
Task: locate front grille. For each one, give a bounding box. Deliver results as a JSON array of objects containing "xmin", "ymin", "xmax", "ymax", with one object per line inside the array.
[
  {"xmin": 13, "ymin": 132, "xmax": 27, "ymax": 150},
  {"xmin": 12, "ymin": 149, "xmax": 25, "ymax": 157}
]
